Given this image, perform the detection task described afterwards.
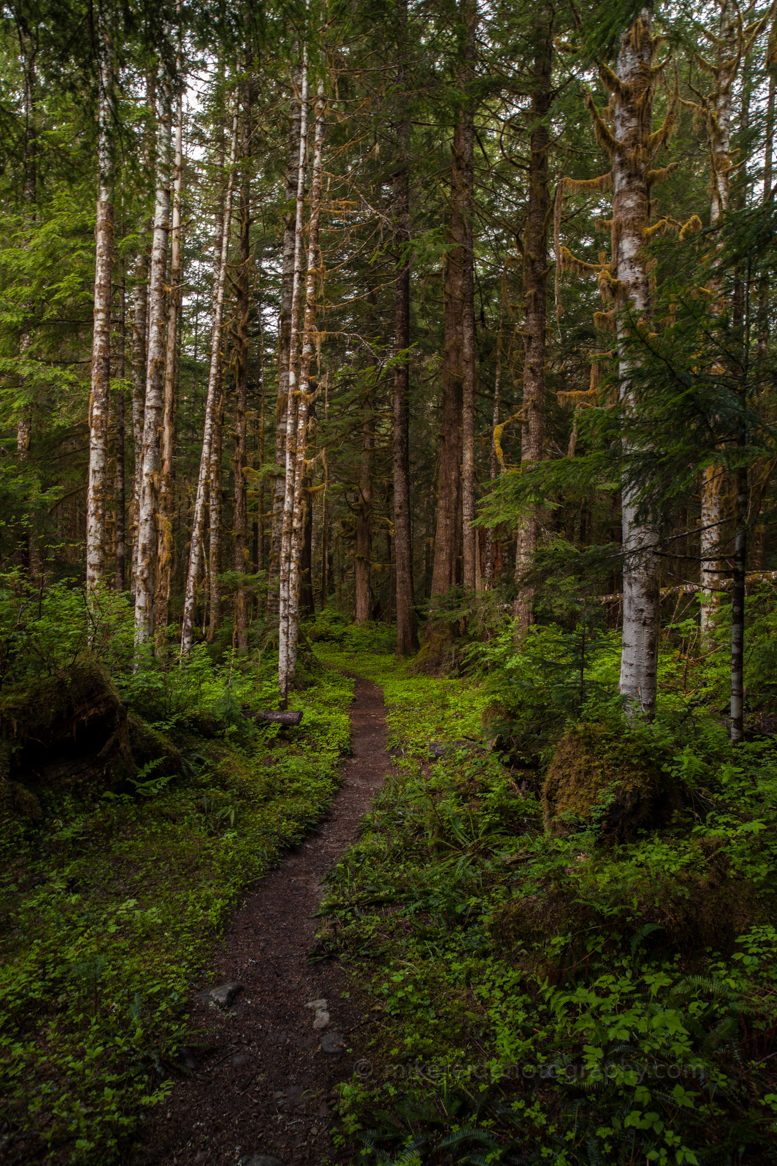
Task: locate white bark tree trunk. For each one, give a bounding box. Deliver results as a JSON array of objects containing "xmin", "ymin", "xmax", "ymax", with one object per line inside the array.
[
  {"xmin": 180, "ymin": 108, "xmax": 239, "ymax": 656},
  {"xmin": 268, "ymin": 67, "xmax": 304, "ymax": 617},
  {"xmin": 154, "ymin": 84, "xmax": 184, "ymax": 637},
  {"xmin": 134, "ymin": 59, "xmax": 173, "ymax": 641},
  {"xmin": 700, "ymin": 0, "xmax": 737, "ymax": 637},
  {"xmin": 278, "ymin": 56, "xmax": 311, "ymax": 704},
  {"xmin": 613, "ymin": 13, "xmax": 660, "ymax": 717},
  {"xmin": 285, "ymin": 81, "xmax": 325, "ymax": 697},
  {"xmin": 86, "ymin": 14, "xmax": 113, "ymax": 588}
]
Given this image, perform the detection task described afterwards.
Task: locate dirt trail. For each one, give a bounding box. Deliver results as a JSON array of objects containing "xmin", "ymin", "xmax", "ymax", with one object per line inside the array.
[{"xmin": 128, "ymin": 673, "xmax": 390, "ymax": 1166}]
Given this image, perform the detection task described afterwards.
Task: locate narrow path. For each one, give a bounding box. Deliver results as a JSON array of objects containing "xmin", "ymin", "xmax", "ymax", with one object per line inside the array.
[{"xmin": 129, "ymin": 674, "xmax": 391, "ymax": 1166}]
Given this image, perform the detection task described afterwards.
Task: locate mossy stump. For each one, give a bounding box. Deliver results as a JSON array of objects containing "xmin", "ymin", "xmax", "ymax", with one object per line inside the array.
[
  {"xmin": 0, "ymin": 655, "xmax": 180, "ymax": 800},
  {"xmin": 542, "ymin": 722, "xmax": 673, "ymax": 843}
]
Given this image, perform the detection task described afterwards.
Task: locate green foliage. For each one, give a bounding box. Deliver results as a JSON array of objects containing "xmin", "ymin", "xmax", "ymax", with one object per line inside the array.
[
  {"xmin": 0, "ymin": 615, "xmax": 354, "ymax": 1163},
  {"xmin": 317, "ymin": 649, "xmax": 777, "ymax": 1165}
]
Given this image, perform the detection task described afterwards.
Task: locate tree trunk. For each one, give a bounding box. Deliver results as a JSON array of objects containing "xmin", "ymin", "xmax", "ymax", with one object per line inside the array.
[
  {"xmin": 612, "ymin": 14, "xmax": 660, "ymax": 718},
  {"xmin": 513, "ymin": 15, "xmax": 553, "ymax": 635},
  {"xmin": 86, "ymin": 14, "xmax": 113, "ymax": 588},
  {"xmin": 459, "ymin": 4, "xmax": 477, "ymax": 591},
  {"xmin": 268, "ymin": 67, "xmax": 304, "ymax": 617},
  {"xmin": 115, "ymin": 268, "xmax": 126, "ymax": 592},
  {"xmin": 355, "ymin": 292, "xmax": 376, "ymax": 624},
  {"xmin": 130, "ymin": 70, "xmax": 155, "ymax": 596},
  {"xmin": 484, "ymin": 307, "xmax": 502, "ymax": 589},
  {"xmin": 280, "ymin": 76, "xmax": 324, "ymax": 705},
  {"xmin": 393, "ymin": 1, "xmax": 418, "ymax": 654},
  {"xmin": 700, "ymin": 0, "xmax": 738, "ymax": 638},
  {"xmin": 134, "ymin": 59, "xmax": 172, "ymax": 642},
  {"xmin": 154, "ymin": 84, "xmax": 184, "ymax": 637},
  {"xmin": 431, "ymin": 0, "xmax": 476, "ymax": 603},
  {"xmin": 277, "ymin": 58, "xmax": 310, "ymax": 699},
  {"xmin": 234, "ymin": 96, "xmax": 253, "ymax": 652},
  {"xmin": 757, "ymin": 70, "xmax": 775, "ymax": 361},
  {"xmin": 180, "ymin": 109, "xmax": 239, "ymax": 655},
  {"xmin": 208, "ymin": 386, "xmax": 225, "ymax": 641}
]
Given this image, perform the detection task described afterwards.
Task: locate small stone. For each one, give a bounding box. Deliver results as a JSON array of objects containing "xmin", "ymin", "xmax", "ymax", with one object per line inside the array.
[
  {"xmin": 209, "ymin": 982, "xmax": 243, "ymax": 1008},
  {"xmin": 320, "ymin": 1031, "xmax": 346, "ymax": 1055},
  {"xmin": 239, "ymin": 1157, "xmax": 286, "ymax": 1166},
  {"xmin": 312, "ymin": 1008, "xmax": 330, "ymax": 1030},
  {"xmin": 429, "ymin": 739, "xmax": 476, "ymax": 759},
  {"xmin": 304, "ymin": 998, "xmax": 327, "ymax": 1010}
]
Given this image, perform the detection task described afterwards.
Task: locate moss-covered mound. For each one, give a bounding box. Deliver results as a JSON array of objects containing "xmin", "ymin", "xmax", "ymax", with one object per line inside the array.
[
  {"xmin": 542, "ymin": 721, "xmax": 674, "ymax": 842},
  {"xmin": 0, "ymin": 655, "xmax": 179, "ymax": 802}
]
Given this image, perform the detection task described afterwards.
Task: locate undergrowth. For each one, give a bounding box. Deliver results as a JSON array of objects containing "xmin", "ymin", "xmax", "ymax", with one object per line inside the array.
[
  {"xmin": 315, "ymin": 626, "xmax": 777, "ymax": 1166},
  {"xmin": 0, "ymin": 580, "xmax": 353, "ymax": 1165}
]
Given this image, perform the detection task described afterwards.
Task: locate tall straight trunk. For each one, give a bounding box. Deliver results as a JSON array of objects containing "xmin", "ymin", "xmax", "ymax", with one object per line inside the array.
[
  {"xmin": 15, "ymin": 33, "xmax": 36, "ymax": 570},
  {"xmin": 300, "ymin": 403, "xmax": 316, "ymax": 619},
  {"xmin": 280, "ymin": 75, "xmax": 323, "ymax": 706},
  {"xmin": 758, "ymin": 71, "xmax": 775, "ymax": 361},
  {"xmin": 234, "ymin": 98, "xmax": 252, "ymax": 652},
  {"xmin": 180, "ymin": 109, "xmax": 239, "ymax": 655},
  {"xmin": 430, "ymin": 1, "xmax": 476, "ymax": 602},
  {"xmin": 277, "ymin": 58, "xmax": 309, "ymax": 697},
  {"xmin": 731, "ymin": 452, "xmax": 747, "ymax": 742},
  {"xmin": 612, "ymin": 14, "xmax": 661, "ymax": 717},
  {"xmin": 268, "ymin": 67, "xmax": 304, "ymax": 616},
  {"xmin": 130, "ymin": 70, "xmax": 155, "ymax": 595},
  {"xmin": 355, "ymin": 291, "xmax": 376, "ymax": 624},
  {"xmin": 115, "ymin": 268, "xmax": 126, "ymax": 591},
  {"xmin": 484, "ymin": 310, "xmax": 502, "ymax": 589},
  {"xmin": 700, "ymin": 0, "xmax": 738, "ymax": 638},
  {"xmin": 134, "ymin": 58, "xmax": 172, "ymax": 641},
  {"xmin": 393, "ymin": 0, "xmax": 418, "ymax": 654},
  {"xmin": 354, "ymin": 409, "xmax": 374, "ymax": 622},
  {"xmin": 459, "ymin": 2, "xmax": 477, "ymax": 591},
  {"xmin": 208, "ymin": 387, "xmax": 224, "ymax": 641},
  {"xmin": 86, "ymin": 14, "xmax": 113, "ymax": 587},
  {"xmin": 513, "ymin": 15, "xmax": 553, "ymax": 635},
  {"xmin": 155, "ymin": 84, "xmax": 184, "ymax": 635}
]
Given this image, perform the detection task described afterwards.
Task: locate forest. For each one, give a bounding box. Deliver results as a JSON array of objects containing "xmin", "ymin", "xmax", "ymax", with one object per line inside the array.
[{"xmin": 2, "ymin": 0, "xmax": 777, "ymax": 1161}]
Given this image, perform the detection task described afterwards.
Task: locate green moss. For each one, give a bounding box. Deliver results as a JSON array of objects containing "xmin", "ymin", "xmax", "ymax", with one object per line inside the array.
[
  {"xmin": 127, "ymin": 713, "xmax": 181, "ymax": 777},
  {"xmin": 542, "ymin": 721, "xmax": 674, "ymax": 842},
  {"xmin": 0, "ymin": 779, "xmax": 41, "ymax": 823}
]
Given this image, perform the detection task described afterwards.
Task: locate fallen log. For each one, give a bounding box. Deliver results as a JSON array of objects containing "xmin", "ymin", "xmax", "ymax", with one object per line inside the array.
[{"xmin": 245, "ymin": 709, "xmax": 303, "ymax": 727}]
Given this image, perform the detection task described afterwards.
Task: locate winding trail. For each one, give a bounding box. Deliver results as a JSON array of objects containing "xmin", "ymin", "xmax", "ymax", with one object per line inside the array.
[{"xmin": 128, "ymin": 673, "xmax": 391, "ymax": 1166}]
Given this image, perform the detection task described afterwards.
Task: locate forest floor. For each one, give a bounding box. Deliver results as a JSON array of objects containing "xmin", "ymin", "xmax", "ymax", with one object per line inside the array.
[{"xmin": 127, "ymin": 671, "xmax": 392, "ymax": 1166}]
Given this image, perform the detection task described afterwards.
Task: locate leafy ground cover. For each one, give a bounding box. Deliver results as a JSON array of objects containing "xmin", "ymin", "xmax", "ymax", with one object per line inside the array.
[
  {"xmin": 0, "ymin": 583, "xmax": 353, "ymax": 1165},
  {"xmin": 315, "ymin": 626, "xmax": 777, "ymax": 1166}
]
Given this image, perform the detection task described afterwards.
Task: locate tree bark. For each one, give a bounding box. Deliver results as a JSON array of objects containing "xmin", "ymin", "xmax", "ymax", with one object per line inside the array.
[
  {"xmin": 154, "ymin": 83, "xmax": 184, "ymax": 636},
  {"xmin": 513, "ymin": 14, "xmax": 553, "ymax": 635},
  {"xmin": 700, "ymin": 0, "xmax": 737, "ymax": 638},
  {"xmin": 130, "ymin": 70, "xmax": 155, "ymax": 596},
  {"xmin": 393, "ymin": 0, "xmax": 418, "ymax": 654},
  {"xmin": 612, "ymin": 14, "xmax": 660, "ymax": 718},
  {"xmin": 134, "ymin": 58, "xmax": 172, "ymax": 642},
  {"xmin": 208, "ymin": 386, "xmax": 225, "ymax": 641},
  {"xmin": 180, "ymin": 108, "xmax": 239, "ymax": 655},
  {"xmin": 86, "ymin": 13, "xmax": 113, "ymax": 588},
  {"xmin": 484, "ymin": 306, "xmax": 503, "ymax": 589},
  {"xmin": 280, "ymin": 76, "xmax": 324, "ymax": 705},
  {"xmin": 430, "ymin": 2, "xmax": 476, "ymax": 603},
  {"xmin": 234, "ymin": 95, "xmax": 253, "ymax": 652},
  {"xmin": 268, "ymin": 67, "xmax": 304, "ymax": 617},
  {"xmin": 355, "ymin": 292, "xmax": 376, "ymax": 624},
  {"xmin": 459, "ymin": 4, "xmax": 477, "ymax": 591},
  {"xmin": 115, "ymin": 268, "xmax": 126, "ymax": 592}
]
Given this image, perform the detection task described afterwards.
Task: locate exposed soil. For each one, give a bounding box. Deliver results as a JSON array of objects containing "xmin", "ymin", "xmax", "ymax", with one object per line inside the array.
[{"xmin": 127, "ymin": 673, "xmax": 391, "ymax": 1166}]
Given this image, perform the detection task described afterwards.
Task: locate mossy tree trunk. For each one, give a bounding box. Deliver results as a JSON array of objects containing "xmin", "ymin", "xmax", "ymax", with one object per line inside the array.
[{"xmin": 513, "ymin": 12, "xmax": 553, "ymax": 637}]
